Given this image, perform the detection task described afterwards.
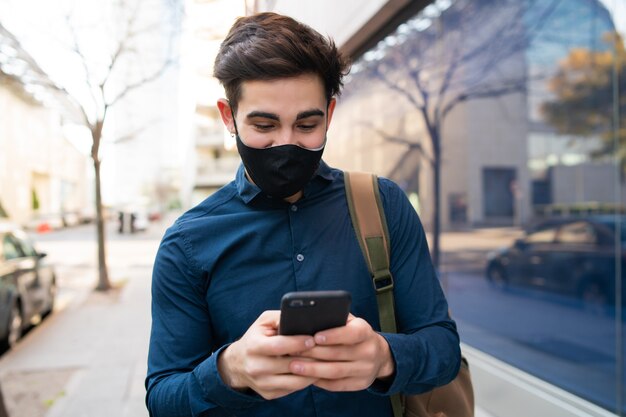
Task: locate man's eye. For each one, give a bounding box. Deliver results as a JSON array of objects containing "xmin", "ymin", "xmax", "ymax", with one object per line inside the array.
[
  {"xmin": 299, "ymin": 124, "xmax": 317, "ymax": 131},
  {"xmin": 254, "ymin": 124, "xmax": 274, "ymax": 130}
]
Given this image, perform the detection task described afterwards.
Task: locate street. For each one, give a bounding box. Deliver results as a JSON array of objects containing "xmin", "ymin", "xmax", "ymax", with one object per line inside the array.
[{"xmin": 439, "ymin": 239, "xmax": 626, "ymax": 414}]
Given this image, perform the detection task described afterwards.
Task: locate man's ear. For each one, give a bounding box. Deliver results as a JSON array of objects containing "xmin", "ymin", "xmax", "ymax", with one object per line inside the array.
[
  {"xmin": 326, "ymin": 98, "xmax": 337, "ymax": 131},
  {"xmin": 217, "ymin": 99, "xmax": 235, "ymax": 134}
]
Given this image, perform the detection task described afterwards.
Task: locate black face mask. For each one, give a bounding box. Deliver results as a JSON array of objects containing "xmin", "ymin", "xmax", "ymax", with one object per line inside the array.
[{"xmin": 235, "ymin": 133, "xmax": 325, "ymax": 199}]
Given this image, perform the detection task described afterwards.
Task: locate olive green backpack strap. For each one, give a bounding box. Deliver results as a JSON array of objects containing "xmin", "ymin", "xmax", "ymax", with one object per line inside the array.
[{"xmin": 344, "ymin": 171, "xmax": 403, "ymax": 417}]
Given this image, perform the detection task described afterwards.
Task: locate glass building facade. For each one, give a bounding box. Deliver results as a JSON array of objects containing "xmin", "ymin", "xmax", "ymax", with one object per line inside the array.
[{"xmin": 325, "ymin": 0, "xmax": 625, "ymax": 413}]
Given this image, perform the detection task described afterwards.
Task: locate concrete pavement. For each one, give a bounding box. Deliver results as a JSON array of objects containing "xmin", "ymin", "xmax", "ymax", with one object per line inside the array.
[{"xmin": 0, "ymin": 216, "xmax": 167, "ymax": 417}]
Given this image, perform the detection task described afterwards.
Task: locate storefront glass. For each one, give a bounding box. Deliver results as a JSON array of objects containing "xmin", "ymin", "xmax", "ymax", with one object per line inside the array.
[{"xmin": 326, "ymin": 0, "xmax": 625, "ymax": 413}]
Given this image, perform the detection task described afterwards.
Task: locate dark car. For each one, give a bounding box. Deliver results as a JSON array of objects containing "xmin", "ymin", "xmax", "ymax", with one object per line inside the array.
[
  {"xmin": 486, "ymin": 216, "xmax": 626, "ymax": 308},
  {"xmin": 0, "ymin": 223, "xmax": 56, "ymax": 351}
]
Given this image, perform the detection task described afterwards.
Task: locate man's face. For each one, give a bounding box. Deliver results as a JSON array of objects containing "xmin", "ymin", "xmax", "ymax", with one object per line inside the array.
[{"xmin": 218, "ymin": 74, "xmax": 336, "ymax": 149}]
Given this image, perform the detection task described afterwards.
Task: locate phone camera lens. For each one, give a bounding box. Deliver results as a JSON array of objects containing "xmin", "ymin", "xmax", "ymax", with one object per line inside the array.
[
  {"xmin": 290, "ymin": 300, "xmax": 304, "ymax": 307},
  {"xmin": 309, "ymin": 300, "xmax": 316, "ymax": 306}
]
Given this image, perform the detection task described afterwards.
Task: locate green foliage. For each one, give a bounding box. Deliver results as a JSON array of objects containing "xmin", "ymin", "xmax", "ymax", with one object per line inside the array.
[
  {"xmin": 541, "ymin": 32, "xmax": 626, "ymax": 170},
  {"xmin": 43, "ymin": 390, "xmax": 66, "ymax": 408},
  {"xmin": 31, "ymin": 188, "xmax": 40, "ymax": 211},
  {"xmin": 168, "ymin": 198, "xmax": 182, "ymax": 210},
  {"xmin": 0, "ymin": 199, "xmax": 7, "ymax": 218}
]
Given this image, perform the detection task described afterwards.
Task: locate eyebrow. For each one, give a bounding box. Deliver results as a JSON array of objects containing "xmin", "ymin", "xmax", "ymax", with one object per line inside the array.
[{"xmin": 245, "ymin": 109, "xmax": 325, "ymax": 121}]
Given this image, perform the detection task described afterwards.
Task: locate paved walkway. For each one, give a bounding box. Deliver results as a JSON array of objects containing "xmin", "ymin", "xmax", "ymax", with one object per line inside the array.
[
  {"xmin": 0, "ymin": 217, "xmax": 166, "ymax": 417},
  {"xmin": 1, "ymin": 269, "xmax": 151, "ymax": 417}
]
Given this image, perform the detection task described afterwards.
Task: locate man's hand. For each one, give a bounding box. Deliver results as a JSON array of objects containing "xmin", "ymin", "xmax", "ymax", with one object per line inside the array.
[
  {"xmin": 217, "ymin": 310, "xmax": 318, "ymax": 400},
  {"xmin": 287, "ymin": 314, "xmax": 395, "ymax": 391}
]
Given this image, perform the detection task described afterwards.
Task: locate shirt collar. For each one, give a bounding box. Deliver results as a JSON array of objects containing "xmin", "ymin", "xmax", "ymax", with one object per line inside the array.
[{"xmin": 235, "ymin": 160, "xmax": 334, "ymax": 204}]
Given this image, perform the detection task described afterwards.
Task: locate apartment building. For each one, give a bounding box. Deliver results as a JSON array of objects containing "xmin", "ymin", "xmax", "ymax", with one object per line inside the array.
[{"xmin": 0, "ymin": 23, "xmax": 89, "ymax": 227}]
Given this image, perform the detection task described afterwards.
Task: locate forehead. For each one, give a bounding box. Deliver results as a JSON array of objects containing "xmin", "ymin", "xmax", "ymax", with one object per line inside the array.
[{"xmin": 238, "ymin": 74, "xmax": 326, "ymax": 115}]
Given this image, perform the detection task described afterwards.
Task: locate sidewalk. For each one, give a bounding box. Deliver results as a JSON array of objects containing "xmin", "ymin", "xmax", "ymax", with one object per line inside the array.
[
  {"xmin": 0, "ymin": 267, "xmax": 154, "ymax": 417},
  {"xmin": 0, "ymin": 218, "xmax": 166, "ymax": 417}
]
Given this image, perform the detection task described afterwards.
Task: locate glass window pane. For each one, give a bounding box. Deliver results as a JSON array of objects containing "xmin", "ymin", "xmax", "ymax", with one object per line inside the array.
[
  {"xmin": 328, "ymin": 0, "xmax": 625, "ymax": 412},
  {"xmin": 557, "ymin": 221, "xmax": 596, "ymax": 244},
  {"xmin": 11, "ymin": 230, "xmax": 38, "ymax": 257},
  {"xmin": 526, "ymin": 228, "xmax": 557, "ymax": 243},
  {"xmin": 2, "ymin": 235, "xmax": 23, "ymax": 260}
]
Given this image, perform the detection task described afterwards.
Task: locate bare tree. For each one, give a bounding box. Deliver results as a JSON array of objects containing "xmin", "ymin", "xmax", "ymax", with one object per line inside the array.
[
  {"xmin": 347, "ymin": 0, "xmax": 561, "ymax": 268},
  {"xmin": 6, "ymin": 0, "xmax": 181, "ymax": 290}
]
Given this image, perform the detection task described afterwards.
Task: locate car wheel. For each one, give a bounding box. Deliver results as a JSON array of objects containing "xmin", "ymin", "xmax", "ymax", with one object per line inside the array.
[
  {"xmin": 0, "ymin": 302, "xmax": 23, "ymax": 351},
  {"xmin": 487, "ymin": 264, "xmax": 508, "ymax": 289}
]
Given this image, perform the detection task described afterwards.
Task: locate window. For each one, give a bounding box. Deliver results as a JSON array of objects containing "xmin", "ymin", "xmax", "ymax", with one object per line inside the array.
[
  {"xmin": 2, "ymin": 234, "xmax": 24, "ymax": 260},
  {"xmin": 328, "ymin": 0, "xmax": 624, "ymax": 413},
  {"xmin": 525, "ymin": 228, "xmax": 557, "ymax": 244},
  {"xmin": 557, "ymin": 222, "xmax": 596, "ymax": 244},
  {"xmin": 12, "ymin": 230, "xmax": 38, "ymax": 257}
]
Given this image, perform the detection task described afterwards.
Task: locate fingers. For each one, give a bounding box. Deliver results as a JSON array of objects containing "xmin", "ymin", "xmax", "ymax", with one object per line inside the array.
[
  {"xmin": 242, "ymin": 355, "xmax": 297, "ymax": 377},
  {"xmin": 289, "ymin": 360, "xmax": 376, "ymax": 391},
  {"xmin": 250, "ymin": 374, "xmax": 319, "ymax": 400},
  {"xmin": 220, "ymin": 310, "xmax": 322, "ymax": 400},
  {"xmin": 251, "ymin": 311, "xmax": 316, "ymax": 356},
  {"xmin": 252, "ymin": 334, "xmax": 316, "ymax": 356},
  {"xmin": 286, "ymin": 316, "xmax": 395, "ymax": 392},
  {"xmin": 295, "ymin": 341, "xmax": 377, "ymax": 361},
  {"xmin": 313, "ymin": 316, "xmax": 370, "ymax": 346}
]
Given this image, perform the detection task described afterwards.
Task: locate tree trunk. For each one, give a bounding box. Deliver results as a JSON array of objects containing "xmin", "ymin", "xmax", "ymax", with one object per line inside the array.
[
  {"xmin": 92, "ymin": 123, "xmax": 110, "ymax": 291},
  {"xmin": 431, "ymin": 132, "xmax": 442, "ymax": 270}
]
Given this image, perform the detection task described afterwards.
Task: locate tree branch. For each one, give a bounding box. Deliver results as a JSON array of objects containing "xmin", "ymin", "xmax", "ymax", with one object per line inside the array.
[
  {"xmin": 105, "ymin": 58, "xmax": 175, "ymax": 107},
  {"xmin": 441, "ymin": 81, "xmax": 528, "ymax": 120},
  {"xmin": 64, "ymin": 13, "xmax": 101, "ymax": 113},
  {"xmin": 108, "ymin": 118, "xmax": 159, "ymax": 143},
  {"xmin": 26, "ymin": 76, "xmax": 92, "ymax": 127},
  {"xmin": 359, "ymin": 121, "xmax": 434, "ymax": 165},
  {"xmin": 459, "ymin": 0, "xmax": 561, "ymax": 93},
  {"xmin": 373, "ymin": 67, "xmax": 426, "ymax": 110}
]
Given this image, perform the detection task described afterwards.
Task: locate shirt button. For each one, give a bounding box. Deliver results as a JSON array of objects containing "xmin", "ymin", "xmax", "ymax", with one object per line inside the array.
[
  {"xmin": 296, "ymin": 254, "xmax": 305, "ymax": 262},
  {"xmin": 291, "ymin": 205, "xmax": 298, "ymax": 212}
]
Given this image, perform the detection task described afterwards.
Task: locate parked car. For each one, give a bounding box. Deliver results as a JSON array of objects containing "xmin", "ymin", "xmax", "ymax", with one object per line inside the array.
[
  {"xmin": 0, "ymin": 222, "xmax": 56, "ymax": 351},
  {"xmin": 486, "ymin": 215, "xmax": 626, "ymax": 308}
]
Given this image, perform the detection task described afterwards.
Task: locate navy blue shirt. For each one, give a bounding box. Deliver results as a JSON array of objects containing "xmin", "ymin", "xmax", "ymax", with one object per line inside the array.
[{"xmin": 146, "ymin": 161, "xmax": 460, "ymax": 417}]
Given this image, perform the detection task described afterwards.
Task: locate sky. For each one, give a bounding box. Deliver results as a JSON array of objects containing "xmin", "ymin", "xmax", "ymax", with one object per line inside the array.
[
  {"xmin": 600, "ymin": 0, "xmax": 626, "ymax": 36},
  {"xmin": 0, "ymin": 0, "xmax": 244, "ymax": 206}
]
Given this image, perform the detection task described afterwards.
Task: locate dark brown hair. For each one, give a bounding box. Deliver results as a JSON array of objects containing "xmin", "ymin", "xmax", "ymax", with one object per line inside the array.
[{"xmin": 213, "ymin": 12, "xmax": 350, "ymax": 113}]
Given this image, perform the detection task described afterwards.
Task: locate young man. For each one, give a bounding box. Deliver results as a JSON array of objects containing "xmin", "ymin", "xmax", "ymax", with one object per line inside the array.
[{"xmin": 146, "ymin": 12, "xmax": 460, "ymax": 417}]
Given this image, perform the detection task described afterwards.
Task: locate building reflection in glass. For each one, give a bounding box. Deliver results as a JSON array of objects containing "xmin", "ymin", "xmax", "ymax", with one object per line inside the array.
[{"xmin": 326, "ymin": 0, "xmax": 624, "ymax": 412}]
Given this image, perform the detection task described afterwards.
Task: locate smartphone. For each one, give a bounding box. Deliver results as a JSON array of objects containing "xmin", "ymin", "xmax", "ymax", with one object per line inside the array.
[{"xmin": 279, "ymin": 290, "xmax": 351, "ymax": 336}]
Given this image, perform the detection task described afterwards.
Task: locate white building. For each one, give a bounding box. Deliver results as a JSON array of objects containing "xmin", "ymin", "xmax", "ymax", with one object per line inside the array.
[
  {"xmin": 178, "ymin": 0, "xmax": 245, "ymax": 208},
  {"xmin": 0, "ymin": 23, "xmax": 90, "ymax": 227}
]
